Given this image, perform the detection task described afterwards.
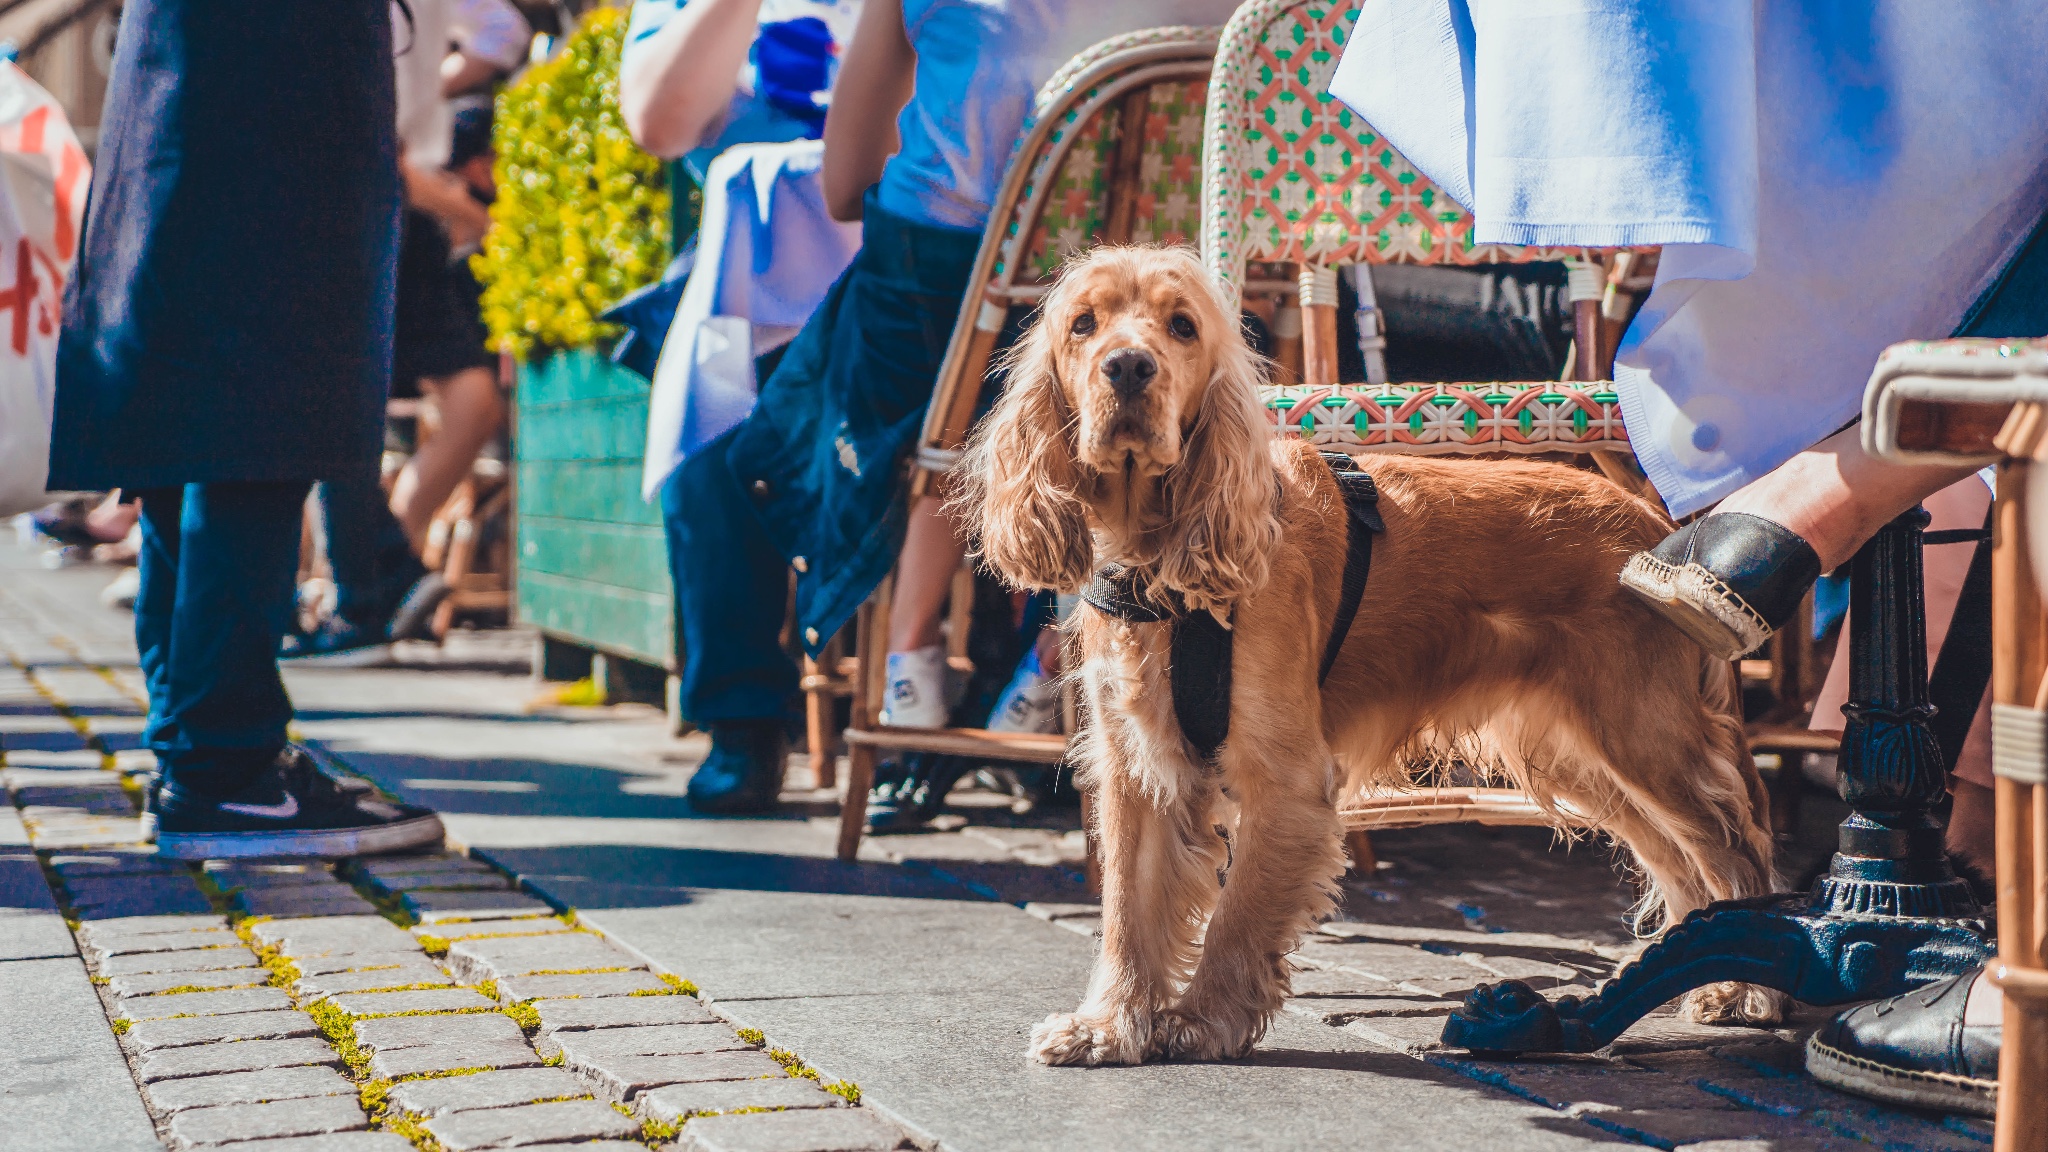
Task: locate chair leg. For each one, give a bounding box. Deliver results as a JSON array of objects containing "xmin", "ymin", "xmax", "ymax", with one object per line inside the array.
[
  {"xmin": 1346, "ymin": 829, "xmax": 1377, "ymax": 878},
  {"xmin": 1990, "ymin": 450, "xmax": 2048, "ymax": 1152},
  {"xmin": 804, "ymin": 630, "xmax": 842, "ymax": 791},
  {"xmin": 836, "ymin": 596, "xmax": 884, "ymax": 862},
  {"xmin": 837, "ymin": 744, "xmax": 876, "ymax": 862}
]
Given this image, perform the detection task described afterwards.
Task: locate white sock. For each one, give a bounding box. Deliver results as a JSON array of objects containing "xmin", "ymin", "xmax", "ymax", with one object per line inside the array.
[{"xmin": 881, "ymin": 644, "xmax": 949, "ymax": 729}]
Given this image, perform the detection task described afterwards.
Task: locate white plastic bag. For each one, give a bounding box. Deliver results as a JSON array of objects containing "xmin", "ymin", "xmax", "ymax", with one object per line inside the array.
[{"xmin": 0, "ymin": 63, "xmax": 89, "ymax": 517}]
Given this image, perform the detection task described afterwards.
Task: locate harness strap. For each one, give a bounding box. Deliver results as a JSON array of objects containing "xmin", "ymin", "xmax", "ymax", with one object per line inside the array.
[
  {"xmin": 1080, "ymin": 452, "xmax": 1383, "ymax": 764},
  {"xmin": 1318, "ymin": 452, "xmax": 1384, "ymax": 684}
]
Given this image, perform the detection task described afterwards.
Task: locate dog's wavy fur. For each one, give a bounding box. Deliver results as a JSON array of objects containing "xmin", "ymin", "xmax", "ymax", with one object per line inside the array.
[{"xmin": 952, "ymin": 247, "xmax": 1783, "ymax": 1066}]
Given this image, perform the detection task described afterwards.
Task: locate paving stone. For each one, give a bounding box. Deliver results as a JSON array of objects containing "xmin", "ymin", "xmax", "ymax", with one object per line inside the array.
[
  {"xmin": 127, "ymin": 1011, "xmax": 322, "ymax": 1052},
  {"xmin": 357, "ymin": 855, "xmax": 493, "ymax": 877},
  {"xmin": 143, "ymin": 1066, "xmax": 357, "ymax": 1113},
  {"xmin": 325, "ymin": 988, "xmax": 497, "ymax": 1016},
  {"xmin": 366, "ymin": 871, "xmax": 508, "ymax": 893},
  {"xmin": 496, "ymin": 971, "xmax": 668, "ymax": 1001},
  {"xmin": 49, "ymin": 850, "xmax": 178, "ymax": 878},
  {"xmin": 674, "ymin": 1109, "xmax": 907, "ymax": 1152},
  {"xmin": 117, "ymin": 986, "xmax": 295, "ymax": 1021},
  {"xmin": 445, "ymin": 933, "xmax": 636, "ymax": 984},
  {"xmin": 236, "ymin": 890, "xmax": 381, "ymax": 918},
  {"xmin": 551, "ymin": 1023, "xmax": 746, "ymax": 1061},
  {"xmin": 421, "ymin": 918, "xmax": 571, "ymax": 942},
  {"xmin": 640, "ymin": 1077, "xmax": 845, "ymax": 1123},
  {"xmin": 99, "ymin": 945, "xmax": 260, "ymax": 976},
  {"xmin": 512, "ymin": 1144, "xmax": 646, "ymax": 1152},
  {"xmin": 534, "ymin": 996, "xmax": 718, "ymax": 1034},
  {"xmin": 1295, "ymin": 939, "xmax": 1500, "ymax": 986},
  {"xmin": 250, "ymin": 916, "xmax": 413, "ymax": 956},
  {"xmin": 1576, "ymin": 1108, "xmax": 1817, "ymax": 1146},
  {"xmin": 423, "ymin": 1099, "xmax": 641, "ymax": 1149},
  {"xmin": 567, "ymin": 1050, "xmax": 788, "ymax": 1102},
  {"xmin": 139, "ymin": 1038, "xmax": 344, "ymax": 1081},
  {"xmin": 73, "ymin": 886, "xmax": 217, "ymax": 918},
  {"xmin": 200, "ymin": 1133, "xmax": 415, "ymax": 1152},
  {"xmin": 109, "ymin": 966, "xmax": 269, "ymax": 997},
  {"xmin": 166, "ymin": 1094, "xmax": 368, "ymax": 1148},
  {"xmin": 86, "ymin": 928, "xmax": 242, "ymax": 960},
  {"xmin": 293, "ymin": 951, "xmax": 426, "ymax": 977},
  {"xmin": 355, "ymin": 1012, "xmax": 526, "ymax": 1051},
  {"xmin": 368, "ymin": 1040, "xmax": 544, "ymax": 1079},
  {"xmin": 294, "ymin": 962, "xmax": 452, "ymax": 999},
  {"xmin": 385, "ymin": 1067, "xmax": 592, "ymax": 1116},
  {"xmin": 405, "ymin": 890, "xmax": 554, "ymax": 921}
]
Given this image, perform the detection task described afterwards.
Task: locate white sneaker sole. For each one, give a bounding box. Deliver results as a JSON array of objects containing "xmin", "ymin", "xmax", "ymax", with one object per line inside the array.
[
  {"xmin": 281, "ymin": 643, "xmax": 397, "ymax": 668},
  {"xmin": 154, "ymin": 812, "xmax": 444, "ymax": 860}
]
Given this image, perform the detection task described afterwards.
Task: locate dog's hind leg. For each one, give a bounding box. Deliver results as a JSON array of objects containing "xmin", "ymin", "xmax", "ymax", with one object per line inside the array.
[
  {"xmin": 1029, "ymin": 760, "xmax": 1225, "ymax": 1066},
  {"xmin": 1151, "ymin": 742, "xmax": 1346, "ymax": 1061},
  {"xmin": 1566, "ymin": 660, "xmax": 1787, "ymax": 1027}
]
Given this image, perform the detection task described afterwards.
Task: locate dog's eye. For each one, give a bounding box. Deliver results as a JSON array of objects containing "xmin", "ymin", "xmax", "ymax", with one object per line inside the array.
[
  {"xmin": 1169, "ymin": 313, "xmax": 1198, "ymax": 341},
  {"xmin": 1070, "ymin": 311, "xmax": 1096, "ymax": 337}
]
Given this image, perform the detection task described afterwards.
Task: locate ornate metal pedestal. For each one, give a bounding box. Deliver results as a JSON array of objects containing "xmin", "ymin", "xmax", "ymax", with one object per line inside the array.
[{"xmin": 1444, "ymin": 509, "xmax": 1994, "ymax": 1056}]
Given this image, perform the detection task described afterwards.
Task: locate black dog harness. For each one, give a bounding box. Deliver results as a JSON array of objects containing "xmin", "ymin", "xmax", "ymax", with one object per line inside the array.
[{"xmin": 1081, "ymin": 452, "xmax": 1384, "ymax": 765}]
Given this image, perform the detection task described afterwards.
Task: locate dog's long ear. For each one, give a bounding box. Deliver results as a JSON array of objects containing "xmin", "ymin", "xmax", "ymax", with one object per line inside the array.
[
  {"xmin": 950, "ymin": 319, "xmax": 1095, "ymax": 593},
  {"xmin": 1153, "ymin": 299, "xmax": 1280, "ymax": 620}
]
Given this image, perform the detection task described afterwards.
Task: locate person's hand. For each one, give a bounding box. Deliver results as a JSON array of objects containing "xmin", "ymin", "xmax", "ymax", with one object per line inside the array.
[{"xmin": 404, "ymin": 164, "xmax": 493, "ymax": 252}]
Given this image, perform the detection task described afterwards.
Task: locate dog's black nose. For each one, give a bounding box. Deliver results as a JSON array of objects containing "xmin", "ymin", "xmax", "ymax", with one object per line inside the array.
[{"xmin": 1102, "ymin": 347, "xmax": 1158, "ymax": 399}]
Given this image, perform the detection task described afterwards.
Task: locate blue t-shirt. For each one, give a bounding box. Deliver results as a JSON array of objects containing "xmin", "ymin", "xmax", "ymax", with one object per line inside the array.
[
  {"xmin": 625, "ymin": 0, "xmax": 861, "ymax": 181},
  {"xmin": 875, "ymin": 0, "xmax": 1239, "ymax": 232}
]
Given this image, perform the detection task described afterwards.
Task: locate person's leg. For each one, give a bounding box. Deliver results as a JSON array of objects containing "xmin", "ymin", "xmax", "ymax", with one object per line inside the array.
[
  {"xmin": 148, "ymin": 481, "xmax": 311, "ymax": 799},
  {"xmin": 880, "ymin": 494, "xmax": 963, "ymax": 728},
  {"xmin": 388, "ymin": 365, "xmax": 504, "ymax": 548},
  {"xmin": 149, "ymin": 479, "xmax": 444, "ymax": 857},
  {"xmin": 319, "ymin": 476, "xmax": 427, "ymax": 624},
  {"xmin": 132, "ymin": 487, "xmax": 185, "ymax": 750},
  {"xmin": 1712, "ymin": 426, "xmax": 1980, "ymax": 573},
  {"xmin": 661, "ymin": 429, "xmax": 797, "ymax": 811}
]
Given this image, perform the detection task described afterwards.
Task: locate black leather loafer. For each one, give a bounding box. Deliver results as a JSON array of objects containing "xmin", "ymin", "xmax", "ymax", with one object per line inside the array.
[
  {"xmin": 686, "ymin": 721, "xmax": 789, "ymax": 814},
  {"xmin": 1620, "ymin": 512, "xmax": 1822, "ymax": 659},
  {"xmin": 1805, "ymin": 965, "xmax": 1998, "ymax": 1118}
]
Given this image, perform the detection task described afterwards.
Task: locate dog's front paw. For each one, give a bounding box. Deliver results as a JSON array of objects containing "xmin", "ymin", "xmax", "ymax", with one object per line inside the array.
[
  {"xmin": 1150, "ymin": 1005, "xmax": 1264, "ymax": 1062},
  {"xmin": 1029, "ymin": 1011, "xmax": 1147, "ymax": 1066},
  {"xmin": 1678, "ymin": 981, "xmax": 1787, "ymax": 1027}
]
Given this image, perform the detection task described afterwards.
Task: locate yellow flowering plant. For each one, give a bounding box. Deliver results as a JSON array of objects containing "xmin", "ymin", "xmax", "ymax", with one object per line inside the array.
[{"xmin": 473, "ymin": 6, "xmax": 673, "ymax": 359}]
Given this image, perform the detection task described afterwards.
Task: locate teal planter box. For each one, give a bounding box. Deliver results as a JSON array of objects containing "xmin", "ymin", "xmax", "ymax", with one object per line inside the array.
[{"xmin": 514, "ymin": 349, "xmax": 673, "ymax": 671}]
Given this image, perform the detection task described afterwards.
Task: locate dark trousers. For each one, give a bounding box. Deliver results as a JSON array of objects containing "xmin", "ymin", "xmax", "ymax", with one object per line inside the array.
[
  {"xmin": 659, "ymin": 428, "xmax": 796, "ymax": 725},
  {"xmin": 317, "ymin": 475, "xmax": 423, "ymax": 627},
  {"xmin": 133, "ymin": 482, "xmax": 308, "ymax": 798}
]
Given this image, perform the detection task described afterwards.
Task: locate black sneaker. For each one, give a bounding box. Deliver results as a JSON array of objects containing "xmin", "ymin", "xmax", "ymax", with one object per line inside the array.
[
  {"xmin": 280, "ymin": 615, "xmax": 394, "ymax": 665},
  {"xmin": 151, "ymin": 745, "xmax": 443, "ymax": 859}
]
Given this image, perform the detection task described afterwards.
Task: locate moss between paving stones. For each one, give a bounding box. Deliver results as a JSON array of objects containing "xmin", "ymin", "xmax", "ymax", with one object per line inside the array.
[{"xmin": 632, "ymin": 973, "xmax": 698, "ymax": 997}]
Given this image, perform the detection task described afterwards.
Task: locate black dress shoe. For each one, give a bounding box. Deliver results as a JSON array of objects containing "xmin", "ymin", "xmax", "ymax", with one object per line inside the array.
[
  {"xmin": 1806, "ymin": 964, "xmax": 1998, "ymax": 1118},
  {"xmin": 687, "ymin": 721, "xmax": 789, "ymax": 814},
  {"xmin": 1620, "ymin": 512, "xmax": 1822, "ymax": 659}
]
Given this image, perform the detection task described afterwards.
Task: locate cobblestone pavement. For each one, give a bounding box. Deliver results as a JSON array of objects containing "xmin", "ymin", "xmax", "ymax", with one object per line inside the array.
[{"xmin": 0, "ymin": 537, "xmax": 2002, "ymax": 1152}]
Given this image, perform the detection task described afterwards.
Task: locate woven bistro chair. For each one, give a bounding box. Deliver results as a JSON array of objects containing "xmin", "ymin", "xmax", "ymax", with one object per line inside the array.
[
  {"xmin": 819, "ymin": 26, "xmax": 1227, "ymax": 861},
  {"xmin": 1199, "ymin": 0, "xmax": 1823, "ymax": 864}
]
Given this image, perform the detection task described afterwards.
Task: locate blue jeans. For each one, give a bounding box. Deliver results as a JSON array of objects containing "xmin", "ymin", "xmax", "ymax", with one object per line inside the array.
[
  {"xmin": 133, "ymin": 482, "xmax": 309, "ymax": 798},
  {"xmin": 660, "ymin": 428, "xmax": 796, "ymax": 725},
  {"xmin": 318, "ymin": 475, "xmax": 423, "ymax": 627}
]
